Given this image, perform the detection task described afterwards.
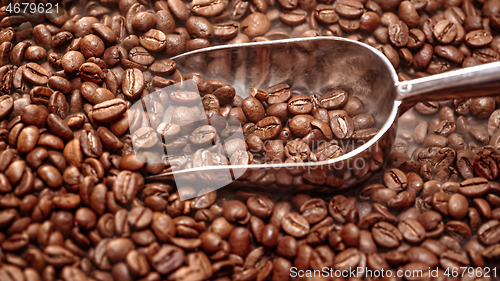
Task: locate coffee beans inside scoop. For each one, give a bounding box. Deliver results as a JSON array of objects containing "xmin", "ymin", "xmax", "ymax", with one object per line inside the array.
[{"xmin": 130, "ymin": 84, "xmax": 379, "ymax": 168}]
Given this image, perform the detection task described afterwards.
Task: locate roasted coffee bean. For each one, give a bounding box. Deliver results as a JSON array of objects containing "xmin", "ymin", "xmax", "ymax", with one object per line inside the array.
[
  {"xmin": 330, "ymin": 111, "xmax": 354, "ymax": 139},
  {"xmin": 132, "ymin": 127, "xmax": 158, "ymax": 149},
  {"xmin": 23, "ymin": 63, "xmax": 49, "ymax": 85},
  {"xmin": 240, "ymin": 13, "xmax": 271, "ymax": 37},
  {"xmin": 253, "ymin": 116, "xmax": 282, "ymax": 140},
  {"xmin": 384, "ymin": 168, "xmax": 408, "ymax": 191},
  {"xmin": 414, "ymin": 44, "xmax": 434, "ymax": 69},
  {"xmin": 288, "ymin": 95, "xmax": 313, "ymax": 114},
  {"xmin": 242, "ymin": 97, "xmax": 265, "ymax": 123},
  {"xmin": 288, "ymin": 115, "xmax": 314, "ymax": 138},
  {"xmin": 122, "ymin": 68, "xmax": 144, "ymax": 99},
  {"xmin": 389, "ymin": 20, "xmax": 410, "ymax": 47},
  {"xmin": 281, "ymin": 212, "xmax": 310, "ymax": 238},
  {"xmin": 113, "ymin": 171, "xmax": 143, "ymax": 204},
  {"xmin": 267, "ymin": 84, "xmax": 292, "ymax": 105},
  {"xmin": 459, "ymin": 177, "xmax": 490, "ymax": 197},
  {"xmin": 0, "ymin": 95, "xmax": 13, "ymax": 119},
  {"xmin": 92, "ymin": 99, "xmax": 127, "ymax": 123},
  {"xmin": 478, "ymin": 220, "xmax": 500, "ymax": 245},
  {"xmin": 319, "ymin": 90, "xmax": 348, "ymax": 110},
  {"xmin": 433, "ymin": 19, "xmax": 458, "ymax": 44},
  {"xmin": 315, "ymin": 5, "xmax": 339, "ymax": 24},
  {"xmin": 446, "ymin": 220, "xmax": 472, "ymax": 243},
  {"xmin": 372, "ymin": 221, "xmax": 403, "ymax": 248},
  {"xmin": 335, "ymin": 0, "xmax": 364, "ymax": 18},
  {"xmin": 398, "ymin": 218, "xmax": 426, "ymax": 243},
  {"xmin": 466, "ymin": 29, "xmax": 493, "ymax": 47}
]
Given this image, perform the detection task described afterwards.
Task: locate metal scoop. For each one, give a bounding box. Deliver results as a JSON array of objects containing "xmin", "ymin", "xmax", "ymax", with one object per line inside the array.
[{"xmin": 147, "ymin": 37, "xmax": 500, "ymax": 198}]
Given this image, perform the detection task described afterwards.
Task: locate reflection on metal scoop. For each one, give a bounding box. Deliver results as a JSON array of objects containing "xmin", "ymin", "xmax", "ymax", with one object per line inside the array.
[{"xmin": 145, "ymin": 37, "xmax": 500, "ymax": 197}]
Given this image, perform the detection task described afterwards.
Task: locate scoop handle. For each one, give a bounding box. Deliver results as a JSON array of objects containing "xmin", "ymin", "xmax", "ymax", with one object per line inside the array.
[{"xmin": 396, "ymin": 61, "xmax": 500, "ymax": 103}]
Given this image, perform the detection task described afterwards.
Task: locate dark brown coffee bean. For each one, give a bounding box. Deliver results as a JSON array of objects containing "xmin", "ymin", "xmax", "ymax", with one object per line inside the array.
[
  {"xmin": 113, "ymin": 171, "xmax": 143, "ymax": 204},
  {"xmin": 240, "ymin": 13, "xmax": 271, "ymax": 37},
  {"xmin": 433, "ymin": 19, "xmax": 458, "ymax": 43},
  {"xmin": 79, "ymin": 34, "xmax": 105, "ymax": 59},
  {"xmin": 360, "ymin": 11, "xmax": 381, "ymax": 32},
  {"xmin": 132, "ymin": 127, "xmax": 158, "ymax": 149},
  {"xmin": 435, "ymin": 45, "xmax": 465, "ymax": 63},
  {"xmin": 281, "ymin": 213, "xmax": 310, "ymax": 238},
  {"xmin": 459, "ymin": 177, "xmax": 490, "ymax": 197},
  {"xmin": 319, "ymin": 90, "xmax": 348, "ymax": 110},
  {"xmin": 190, "ymin": 0, "xmax": 226, "ymax": 16},
  {"xmin": 242, "ymin": 97, "xmax": 265, "ymax": 123},
  {"xmin": 352, "ymin": 113, "xmax": 374, "ymax": 131},
  {"xmin": 247, "ymin": 195, "xmax": 274, "ymax": 219},
  {"xmin": 399, "ymin": 1, "xmax": 419, "ymax": 27},
  {"xmin": 483, "ymin": 243, "xmax": 500, "ymax": 259},
  {"xmin": 284, "ymin": 139, "xmax": 311, "ymax": 162},
  {"xmin": 389, "ymin": 20, "xmax": 410, "ymax": 47},
  {"xmin": 122, "ymin": 68, "xmax": 144, "ymax": 99},
  {"xmin": 105, "ymin": 238, "xmax": 135, "ymax": 263},
  {"xmin": 470, "ymin": 97, "xmax": 496, "ymax": 119},
  {"xmin": 97, "ymin": 127, "xmax": 123, "ymax": 152},
  {"xmin": 339, "ymin": 18, "xmax": 360, "ymax": 31},
  {"xmin": 384, "ymin": 168, "xmax": 408, "ymax": 191},
  {"xmin": 23, "ymin": 63, "xmax": 49, "ymax": 85},
  {"xmin": 340, "ymin": 223, "xmax": 360, "ymax": 247},
  {"xmin": 314, "ymin": 141, "xmax": 344, "ymax": 161},
  {"xmin": 398, "ymin": 218, "xmax": 426, "ymax": 243},
  {"xmin": 334, "ymin": 248, "xmax": 361, "ymax": 270},
  {"xmin": 330, "ymin": 111, "xmax": 354, "ymax": 139},
  {"xmin": 478, "ymin": 220, "xmax": 500, "ymax": 245},
  {"xmin": 372, "ymin": 221, "xmax": 403, "ymax": 248},
  {"xmin": 267, "ymin": 84, "xmax": 292, "ymax": 105},
  {"xmin": 129, "ymin": 47, "xmax": 155, "ymax": 66},
  {"xmin": 299, "ymin": 199, "xmax": 327, "ymax": 224},
  {"xmin": 92, "ymin": 99, "xmax": 127, "ymax": 123},
  {"xmin": 335, "ymin": 0, "xmax": 364, "ymax": 18},
  {"xmin": 287, "ymin": 95, "xmax": 313, "ymax": 115},
  {"xmin": 445, "ymin": 220, "xmax": 472, "ymax": 243},
  {"xmin": 470, "ymin": 126, "xmax": 490, "ymax": 144},
  {"xmin": 91, "ymin": 23, "xmax": 117, "ymax": 46},
  {"xmin": 474, "ymin": 156, "xmax": 498, "ymax": 180},
  {"xmin": 17, "ymin": 126, "xmax": 39, "ymax": 154},
  {"xmin": 315, "ymin": 5, "xmax": 339, "ymax": 24},
  {"xmin": 78, "ymin": 63, "xmax": 104, "ymax": 85},
  {"xmin": 279, "ymin": 9, "xmax": 308, "ymax": 26},
  {"xmin": 37, "ymin": 164, "xmax": 62, "ymax": 189},
  {"xmin": 228, "ymin": 226, "xmax": 251, "ymax": 257},
  {"xmin": 413, "ymin": 44, "xmax": 434, "ymax": 69},
  {"xmin": 186, "ymin": 16, "xmax": 214, "ymax": 39},
  {"xmin": 79, "ymin": 128, "xmax": 103, "ymax": 158},
  {"xmin": 213, "ymin": 23, "xmax": 239, "ymax": 40},
  {"xmin": 254, "ymin": 116, "xmax": 282, "ymax": 140},
  {"xmin": 286, "ymin": 115, "xmax": 313, "ymax": 138},
  {"xmin": 0, "ymin": 95, "xmax": 14, "ymax": 119},
  {"xmin": 466, "ymin": 29, "xmax": 493, "ymax": 47},
  {"xmin": 223, "ymin": 200, "xmax": 248, "ymax": 223},
  {"xmin": 43, "ymin": 245, "xmax": 77, "ymax": 267}
]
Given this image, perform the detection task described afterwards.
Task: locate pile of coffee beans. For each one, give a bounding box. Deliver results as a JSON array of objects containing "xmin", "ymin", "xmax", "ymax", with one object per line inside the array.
[
  {"xmin": 242, "ymin": 87, "xmax": 379, "ymax": 164},
  {"xmin": 1, "ymin": 0, "xmax": 500, "ymax": 280},
  {"xmin": 129, "ymin": 82, "xmax": 379, "ymax": 169}
]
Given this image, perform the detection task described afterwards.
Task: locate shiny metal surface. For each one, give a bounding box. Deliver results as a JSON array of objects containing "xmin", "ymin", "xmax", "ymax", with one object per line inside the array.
[
  {"xmin": 397, "ymin": 61, "xmax": 500, "ymax": 102},
  {"xmin": 148, "ymin": 37, "xmax": 500, "ymax": 193}
]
